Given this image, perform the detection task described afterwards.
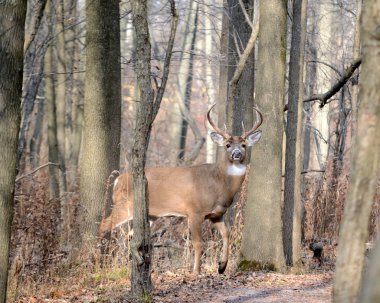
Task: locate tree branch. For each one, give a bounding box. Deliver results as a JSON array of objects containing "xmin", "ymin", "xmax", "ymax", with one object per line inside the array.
[
  {"xmin": 303, "ymin": 57, "xmax": 362, "ymax": 108},
  {"xmin": 238, "ymin": 0, "xmax": 254, "ymax": 28},
  {"xmin": 228, "ymin": 11, "xmax": 259, "ymax": 104},
  {"xmin": 15, "ymin": 162, "xmax": 60, "ymax": 182},
  {"xmin": 308, "ymin": 60, "xmax": 342, "ymax": 77},
  {"xmin": 152, "ymin": 0, "xmax": 179, "ymax": 121},
  {"xmin": 173, "ymin": 89, "xmax": 206, "ymax": 164},
  {"xmin": 24, "ymin": 0, "xmax": 47, "ymax": 54}
]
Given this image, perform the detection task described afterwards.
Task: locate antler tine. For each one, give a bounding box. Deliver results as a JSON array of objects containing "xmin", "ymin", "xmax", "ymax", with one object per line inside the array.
[
  {"xmin": 242, "ymin": 107, "xmax": 263, "ymax": 138},
  {"xmin": 206, "ymin": 104, "xmax": 230, "ymax": 138}
]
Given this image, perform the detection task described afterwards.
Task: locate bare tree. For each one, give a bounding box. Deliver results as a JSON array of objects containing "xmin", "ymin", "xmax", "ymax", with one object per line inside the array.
[
  {"xmin": 361, "ymin": 234, "xmax": 380, "ymax": 302},
  {"xmin": 240, "ymin": 0, "xmax": 287, "ymax": 270},
  {"xmin": 0, "ymin": 1, "xmax": 27, "ymax": 302},
  {"xmin": 130, "ymin": 0, "xmax": 178, "ymax": 298},
  {"xmin": 176, "ymin": 0, "xmax": 199, "ymax": 163},
  {"xmin": 204, "ymin": 0, "xmax": 218, "ymax": 163},
  {"xmin": 54, "ymin": 0, "xmax": 68, "ymax": 205},
  {"xmin": 283, "ymin": 0, "xmax": 308, "ymax": 267},
  {"xmin": 226, "ymin": 0, "xmax": 257, "ymax": 136},
  {"xmin": 69, "ymin": 0, "xmax": 84, "ymax": 170},
  {"xmin": 77, "ymin": 0, "xmax": 121, "ymax": 250},
  {"xmin": 45, "ymin": 0, "xmax": 61, "ymax": 201},
  {"xmin": 333, "ymin": 0, "xmax": 380, "ymax": 300},
  {"xmin": 351, "ymin": 0, "xmax": 362, "ymax": 140}
]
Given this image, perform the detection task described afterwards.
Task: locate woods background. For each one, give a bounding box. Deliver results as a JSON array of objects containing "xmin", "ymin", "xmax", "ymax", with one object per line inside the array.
[{"xmin": 1, "ymin": 0, "xmax": 380, "ymax": 302}]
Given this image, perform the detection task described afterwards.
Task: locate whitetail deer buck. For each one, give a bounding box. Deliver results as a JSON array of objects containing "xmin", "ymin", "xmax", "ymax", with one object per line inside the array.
[{"xmin": 99, "ymin": 104, "xmax": 263, "ymax": 274}]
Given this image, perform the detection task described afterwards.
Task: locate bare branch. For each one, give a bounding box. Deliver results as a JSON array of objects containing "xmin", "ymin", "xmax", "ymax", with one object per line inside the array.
[
  {"xmin": 152, "ymin": 0, "xmax": 179, "ymax": 121},
  {"xmin": 227, "ymin": 12, "xmax": 260, "ymax": 103},
  {"xmin": 174, "ymin": 89, "xmax": 206, "ymax": 164},
  {"xmin": 15, "ymin": 162, "xmax": 60, "ymax": 182},
  {"xmin": 238, "ymin": 0, "xmax": 254, "ymax": 28},
  {"xmin": 24, "ymin": 0, "xmax": 47, "ymax": 54},
  {"xmin": 303, "ymin": 57, "xmax": 362, "ymax": 108},
  {"xmin": 308, "ymin": 60, "xmax": 342, "ymax": 77}
]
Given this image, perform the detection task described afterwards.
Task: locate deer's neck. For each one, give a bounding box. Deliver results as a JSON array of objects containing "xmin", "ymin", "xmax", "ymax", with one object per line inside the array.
[{"xmin": 214, "ymin": 157, "xmax": 246, "ymax": 189}]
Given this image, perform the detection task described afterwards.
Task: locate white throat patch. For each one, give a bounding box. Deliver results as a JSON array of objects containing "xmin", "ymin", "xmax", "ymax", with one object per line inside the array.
[{"xmin": 227, "ymin": 164, "xmax": 246, "ymax": 176}]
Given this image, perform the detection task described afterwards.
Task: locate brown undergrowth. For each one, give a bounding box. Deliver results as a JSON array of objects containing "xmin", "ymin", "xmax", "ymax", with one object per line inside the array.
[{"xmin": 7, "ymin": 160, "xmax": 380, "ymax": 302}]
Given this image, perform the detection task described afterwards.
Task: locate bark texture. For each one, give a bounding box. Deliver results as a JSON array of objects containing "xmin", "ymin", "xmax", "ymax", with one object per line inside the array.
[
  {"xmin": 0, "ymin": 1, "xmax": 27, "ymax": 302},
  {"xmin": 333, "ymin": 0, "xmax": 380, "ymax": 301},
  {"xmin": 240, "ymin": 0, "xmax": 287, "ymax": 271},
  {"xmin": 177, "ymin": 0, "xmax": 198, "ymax": 162},
  {"xmin": 45, "ymin": 0, "xmax": 61, "ymax": 201},
  {"xmin": 130, "ymin": 0, "xmax": 177, "ymax": 298},
  {"xmin": 226, "ymin": 0, "xmax": 256, "ymax": 136},
  {"xmin": 361, "ymin": 235, "xmax": 380, "ymax": 302},
  {"xmin": 204, "ymin": 1, "xmax": 217, "ymax": 163},
  {"xmin": 78, "ymin": 0, "xmax": 121, "ymax": 244},
  {"xmin": 54, "ymin": 0, "xmax": 68, "ymax": 209},
  {"xmin": 130, "ymin": 0, "xmax": 154, "ymax": 295},
  {"xmin": 283, "ymin": 0, "xmax": 307, "ymax": 267}
]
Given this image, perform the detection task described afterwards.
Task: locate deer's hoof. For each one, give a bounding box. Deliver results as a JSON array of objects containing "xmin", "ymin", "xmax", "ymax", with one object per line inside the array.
[{"xmin": 218, "ymin": 261, "xmax": 227, "ymax": 274}]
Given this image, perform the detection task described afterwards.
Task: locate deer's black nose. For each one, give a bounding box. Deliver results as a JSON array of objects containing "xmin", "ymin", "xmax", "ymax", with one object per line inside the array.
[{"xmin": 232, "ymin": 149, "xmax": 242, "ymax": 160}]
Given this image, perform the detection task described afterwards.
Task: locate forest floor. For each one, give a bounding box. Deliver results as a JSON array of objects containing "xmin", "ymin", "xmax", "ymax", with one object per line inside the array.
[
  {"xmin": 10, "ymin": 217, "xmax": 335, "ymax": 302},
  {"xmin": 14, "ymin": 270, "xmax": 332, "ymax": 303},
  {"xmin": 152, "ymin": 270, "xmax": 332, "ymax": 303}
]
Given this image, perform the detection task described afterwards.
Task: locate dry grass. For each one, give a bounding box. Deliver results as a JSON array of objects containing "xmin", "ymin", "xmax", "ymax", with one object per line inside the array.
[{"xmin": 7, "ymin": 158, "xmax": 380, "ymax": 301}]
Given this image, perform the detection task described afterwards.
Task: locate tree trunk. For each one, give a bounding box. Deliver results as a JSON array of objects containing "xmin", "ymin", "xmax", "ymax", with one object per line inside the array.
[
  {"xmin": 130, "ymin": 0, "xmax": 177, "ymax": 298},
  {"xmin": 308, "ymin": 0, "xmax": 333, "ymax": 171},
  {"xmin": 30, "ymin": 98, "xmax": 44, "ymax": 167},
  {"xmin": 240, "ymin": 0, "xmax": 287, "ymax": 271},
  {"xmin": 283, "ymin": 0, "xmax": 307, "ymax": 267},
  {"xmin": 0, "ymin": 1, "xmax": 27, "ymax": 302},
  {"xmin": 17, "ymin": 0, "xmax": 47, "ymax": 171},
  {"xmin": 333, "ymin": 0, "xmax": 380, "ymax": 301},
  {"xmin": 78, "ymin": 0, "xmax": 121, "ymax": 249},
  {"xmin": 70, "ymin": 1, "xmax": 83, "ymax": 169},
  {"xmin": 204, "ymin": 0, "xmax": 217, "ymax": 163},
  {"xmin": 45, "ymin": 0, "xmax": 60, "ymax": 201},
  {"xmin": 223, "ymin": 0, "xmax": 257, "ymax": 227},
  {"xmin": 177, "ymin": 0, "xmax": 198, "ymax": 163},
  {"xmin": 130, "ymin": 0, "xmax": 154, "ymax": 296},
  {"xmin": 226, "ymin": 0, "xmax": 255, "ymax": 136},
  {"xmin": 217, "ymin": 0, "xmax": 229, "ymax": 135},
  {"xmin": 361, "ymin": 234, "xmax": 380, "ymax": 302},
  {"xmin": 351, "ymin": 0, "xmax": 362, "ymax": 141},
  {"xmin": 63, "ymin": 0, "xmax": 76, "ymax": 168},
  {"xmin": 54, "ymin": 0, "xmax": 68, "ymax": 244}
]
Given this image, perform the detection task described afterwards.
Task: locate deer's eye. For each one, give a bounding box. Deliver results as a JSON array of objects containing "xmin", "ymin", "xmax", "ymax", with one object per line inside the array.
[
  {"xmin": 242, "ymin": 144, "xmax": 246, "ymax": 148},
  {"xmin": 226, "ymin": 143, "xmax": 231, "ymax": 148}
]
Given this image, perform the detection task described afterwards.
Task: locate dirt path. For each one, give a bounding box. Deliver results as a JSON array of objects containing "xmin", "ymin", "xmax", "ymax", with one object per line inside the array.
[
  {"xmin": 13, "ymin": 270, "xmax": 332, "ymax": 302},
  {"xmin": 153, "ymin": 271, "xmax": 332, "ymax": 303}
]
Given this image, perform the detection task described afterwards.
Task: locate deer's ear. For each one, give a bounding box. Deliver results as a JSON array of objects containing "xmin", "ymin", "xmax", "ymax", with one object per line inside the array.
[
  {"xmin": 210, "ymin": 132, "xmax": 225, "ymax": 146},
  {"xmin": 246, "ymin": 130, "xmax": 262, "ymax": 146}
]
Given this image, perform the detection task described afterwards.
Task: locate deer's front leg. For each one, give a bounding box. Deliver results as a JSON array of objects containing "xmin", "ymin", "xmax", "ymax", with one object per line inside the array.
[
  {"xmin": 211, "ymin": 217, "xmax": 229, "ymax": 274},
  {"xmin": 188, "ymin": 216, "xmax": 203, "ymax": 275}
]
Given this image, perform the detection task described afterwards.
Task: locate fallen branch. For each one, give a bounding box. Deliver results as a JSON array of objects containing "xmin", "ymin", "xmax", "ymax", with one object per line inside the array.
[{"xmin": 15, "ymin": 162, "xmax": 60, "ymax": 182}]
